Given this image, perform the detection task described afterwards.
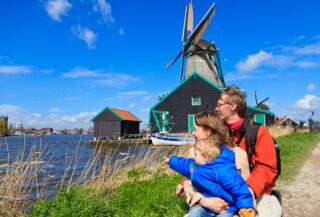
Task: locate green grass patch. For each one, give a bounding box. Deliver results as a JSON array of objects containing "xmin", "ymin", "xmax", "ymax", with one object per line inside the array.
[
  {"xmin": 30, "ymin": 132, "xmax": 320, "ymax": 216},
  {"xmin": 30, "ymin": 173, "xmax": 188, "ymax": 217},
  {"xmin": 277, "ymin": 132, "xmax": 320, "ymax": 181}
]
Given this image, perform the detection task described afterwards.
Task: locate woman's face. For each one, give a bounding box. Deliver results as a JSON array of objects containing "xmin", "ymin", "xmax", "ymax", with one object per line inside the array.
[{"xmin": 192, "ymin": 124, "xmax": 211, "ymax": 140}]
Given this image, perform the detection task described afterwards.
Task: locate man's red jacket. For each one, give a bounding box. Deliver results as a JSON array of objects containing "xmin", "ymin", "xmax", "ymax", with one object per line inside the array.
[{"xmin": 233, "ymin": 125, "xmax": 277, "ymax": 198}]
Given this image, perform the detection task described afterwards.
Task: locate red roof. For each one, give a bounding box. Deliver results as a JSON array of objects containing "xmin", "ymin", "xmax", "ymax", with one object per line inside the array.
[
  {"xmin": 275, "ymin": 117, "xmax": 286, "ymax": 125},
  {"xmin": 111, "ymin": 108, "xmax": 141, "ymax": 122}
]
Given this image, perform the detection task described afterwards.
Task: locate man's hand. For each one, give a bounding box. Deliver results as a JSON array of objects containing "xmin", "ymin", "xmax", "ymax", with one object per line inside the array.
[
  {"xmin": 199, "ymin": 197, "xmax": 229, "ymax": 213},
  {"xmin": 239, "ymin": 208, "xmax": 255, "ymax": 217}
]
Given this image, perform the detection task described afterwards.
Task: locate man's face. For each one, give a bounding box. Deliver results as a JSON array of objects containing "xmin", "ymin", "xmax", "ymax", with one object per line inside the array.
[{"xmin": 215, "ymin": 93, "xmax": 234, "ymax": 121}]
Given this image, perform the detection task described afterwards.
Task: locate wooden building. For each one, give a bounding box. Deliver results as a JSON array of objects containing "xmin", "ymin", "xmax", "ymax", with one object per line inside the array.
[
  {"xmin": 247, "ymin": 106, "xmax": 275, "ymax": 126},
  {"xmin": 0, "ymin": 116, "xmax": 8, "ymax": 136},
  {"xmin": 91, "ymin": 107, "xmax": 141, "ymax": 140},
  {"xmin": 149, "ymin": 72, "xmax": 222, "ymax": 134},
  {"xmin": 276, "ymin": 116, "xmax": 299, "ymax": 129},
  {"xmin": 148, "ymin": 72, "xmax": 275, "ymax": 134}
]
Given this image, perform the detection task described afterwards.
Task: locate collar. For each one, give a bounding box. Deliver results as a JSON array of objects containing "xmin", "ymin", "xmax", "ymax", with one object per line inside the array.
[{"xmin": 226, "ymin": 118, "xmax": 244, "ymax": 131}]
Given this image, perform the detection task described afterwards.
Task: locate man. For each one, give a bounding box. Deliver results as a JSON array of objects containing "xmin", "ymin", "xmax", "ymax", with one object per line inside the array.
[{"xmin": 203, "ymin": 85, "xmax": 281, "ymax": 217}]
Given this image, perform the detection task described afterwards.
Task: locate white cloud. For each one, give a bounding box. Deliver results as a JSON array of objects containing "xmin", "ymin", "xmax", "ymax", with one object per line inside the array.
[
  {"xmin": 140, "ymin": 108, "xmax": 150, "ymax": 114},
  {"xmin": 62, "ymin": 67, "xmax": 99, "ymax": 78},
  {"xmin": 0, "ymin": 104, "xmax": 96, "ymax": 129},
  {"xmin": 0, "ymin": 65, "xmax": 32, "ymax": 74},
  {"xmin": 0, "ymin": 104, "xmax": 23, "ymax": 115},
  {"xmin": 45, "ymin": 0, "xmax": 72, "ymax": 22},
  {"xmin": 129, "ymin": 103, "xmax": 136, "ymax": 109},
  {"xmin": 293, "ymin": 43, "xmax": 320, "ymax": 55},
  {"xmin": 71, "ymin": 25, "xmax": 97, "ymax": 49},
  {"xmin": 284, "ymin": 95, "xmax": 320, "ymax": 120},
  {"xmin": 307, "ymin": 84, "xmax": 316, "ymax": 91},
  {"xmin": 92, "ymin": 0, "xmax": 115, "ymax": 23},
  {"xmin": 62, "ymin": 68, "xmax": 140, "ymax": 87},
  {"xmin": 117, "ymin": 91, "xmax": 147, "ymax": 97},
  {"xmin": 92, "ymin": 73, "xmax": 139, "ymax": 87},
  {"xmin": 49, "ymin": 107, "xmax": 63, "ymax": 113},
  {"xmin": 235, "ymin": 50, "xmax": 273, "ymax": 73},
  {"xmin": 295, "ymin": 61, "xmax": 317, "ymax": 68},
  {"xmin": 119, "ymin": 28, "xmax": 124, "ymax": 36},
  {"xmin": 142, "ymin": 96, "xmax": 153, "ymax": 103}
]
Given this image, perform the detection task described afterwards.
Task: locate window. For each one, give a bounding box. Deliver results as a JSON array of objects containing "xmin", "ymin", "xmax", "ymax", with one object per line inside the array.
[{"xmin": 192, "ymin": 97, "xmax": 201, "ymax": 106}]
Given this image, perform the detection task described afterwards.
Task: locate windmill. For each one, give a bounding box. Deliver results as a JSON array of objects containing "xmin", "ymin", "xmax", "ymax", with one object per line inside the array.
[
  {"xmin": 254, "ymin": 90, "xmax": 270, "ymax": 110},
  {"xmin": 166, "ymin": 1, "xmax": 225, "ymax": 87}
]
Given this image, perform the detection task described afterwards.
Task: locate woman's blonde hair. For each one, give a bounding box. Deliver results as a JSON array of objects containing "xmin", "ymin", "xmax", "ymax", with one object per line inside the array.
[
  {"xmin": 195, "ymin": 111, "xmax": 233, "ymax": 147},
  {"xmin": 194, "ymin": 137, "xmax": 222, "ymax": 160}
]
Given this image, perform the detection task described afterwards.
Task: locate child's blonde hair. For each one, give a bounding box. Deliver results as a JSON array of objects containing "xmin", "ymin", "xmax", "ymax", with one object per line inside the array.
[{"xmin": 194, "ymin": 137, "xmax": 222, "ymax": 161}]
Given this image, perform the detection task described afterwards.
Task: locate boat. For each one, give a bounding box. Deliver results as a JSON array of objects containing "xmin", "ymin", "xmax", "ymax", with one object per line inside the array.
[{"xmin": 150, "ymin": 134, "xmax": 195, "ymax": 146}]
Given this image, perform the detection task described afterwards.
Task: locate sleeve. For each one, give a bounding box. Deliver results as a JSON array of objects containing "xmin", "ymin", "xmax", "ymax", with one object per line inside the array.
[
  {"xmin": 246, "ymin": 126, "xmax": 277, "ymax": 197},
  {"xmin": 168, "ymin": 155, "xmax": 194, "ymax": 179},
  {"xmin": 219, "ymin": 168, "xmax": 254, "ymax": 209}
]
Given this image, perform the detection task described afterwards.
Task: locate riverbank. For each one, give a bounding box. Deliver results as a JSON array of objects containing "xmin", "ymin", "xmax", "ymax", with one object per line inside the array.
[{"xmin": 26, "ymin": 132, "xmax": 320, "ymax": 217}]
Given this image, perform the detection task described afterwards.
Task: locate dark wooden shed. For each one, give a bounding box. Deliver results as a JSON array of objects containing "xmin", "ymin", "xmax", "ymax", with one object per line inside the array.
[
  {"xmin": 148, "ymin": 72, "xmax": 223, "ymax": 134},
  {"xmin": 91, "ymin": 107, "xmax": 141, "ymax": 140}
]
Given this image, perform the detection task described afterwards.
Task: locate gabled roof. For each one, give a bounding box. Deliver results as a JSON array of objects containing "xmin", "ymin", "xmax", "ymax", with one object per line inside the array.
[
  {"xmin": 276, "ymin": 116, "xmax": 299, "ymax": 125},
  {"xmin": 91, "ymin": 107, "xmax": 141, "ymax": 122},
  {"xmin": 150, "ymin": 71, "xmax": 224, "ymax": 111}
]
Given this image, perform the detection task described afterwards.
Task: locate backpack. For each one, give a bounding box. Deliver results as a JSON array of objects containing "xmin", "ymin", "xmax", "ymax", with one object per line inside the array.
[{"xmin": 244, "ymin": 121, "xmax": 281, "ymax": 179}]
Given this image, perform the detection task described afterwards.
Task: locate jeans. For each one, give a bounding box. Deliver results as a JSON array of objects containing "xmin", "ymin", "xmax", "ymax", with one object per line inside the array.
[{"xmin": 188, "ymin": 206, "xmax": 233, "ymax": 217}]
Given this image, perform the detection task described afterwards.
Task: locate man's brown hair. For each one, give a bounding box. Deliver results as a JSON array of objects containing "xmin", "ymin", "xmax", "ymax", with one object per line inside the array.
[{"xmin": 223, "ymin": 85, "xmax": 247, "ymax": 118}]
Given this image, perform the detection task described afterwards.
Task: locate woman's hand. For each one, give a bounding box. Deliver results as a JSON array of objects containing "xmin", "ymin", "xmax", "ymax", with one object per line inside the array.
[
  {"xmin": 199, "ymin": 197, "xmax": 229, "ymax": 213},
  {"xmin": 175, "ymin": 184, "xmax": 185, "ymax": 198}
]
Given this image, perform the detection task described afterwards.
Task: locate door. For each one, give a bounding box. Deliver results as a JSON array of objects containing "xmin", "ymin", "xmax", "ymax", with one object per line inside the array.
[
  {"xmin": 188, "ymin": 114, "xmax": 195, "ymax": 133},
  {"xmin": 254, "ymin": 113, "xmax": 266, "ymax": 126}
]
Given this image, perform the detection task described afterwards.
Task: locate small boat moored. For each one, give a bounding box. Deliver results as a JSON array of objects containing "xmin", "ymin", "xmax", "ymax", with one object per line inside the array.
[{"xmin": 150, "ymin": 134, "xmax": 195, "ymax": 146}]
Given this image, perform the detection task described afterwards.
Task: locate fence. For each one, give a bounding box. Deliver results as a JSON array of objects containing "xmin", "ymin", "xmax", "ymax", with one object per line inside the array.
[{"xmin": 309, "ymin": 118, "xmax": 320, "ymax": 133}]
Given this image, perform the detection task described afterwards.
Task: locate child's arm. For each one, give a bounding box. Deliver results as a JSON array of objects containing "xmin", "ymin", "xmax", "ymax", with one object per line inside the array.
[
  {"xmin": 168, "ymin": 155, "xmax": 195, "ymax": 178},
  {"xmin": 219, "ymin": 168, "xmax": 254, "ymax": 209}
]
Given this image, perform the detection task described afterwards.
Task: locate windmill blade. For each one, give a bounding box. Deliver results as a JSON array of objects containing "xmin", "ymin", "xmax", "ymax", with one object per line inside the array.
[
  {"xmin": 186, "ymin": 3, "xmax": 216, "ymax": 48},
  {"xmin": 254, "ymin": 90, "xmax": 258, "ymax": 105},
  {"xmin": 166, "ymin": 50, "xmax": 183, "ymax": 71},
  {"xmin": 257, "ymin": 97, "xmax": 270, "ymax": 107},
  {"xmin": 179, "ymin": 56, "xmax": 185, "ymax": 82},
  {"xmin": 182, "ymin": 1, "xmax": 194, "ymax": 42}
]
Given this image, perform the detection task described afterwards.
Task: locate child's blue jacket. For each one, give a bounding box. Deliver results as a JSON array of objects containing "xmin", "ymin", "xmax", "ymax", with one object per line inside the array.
[{"xmin": 169, "ymin": 145, "xmax": 254, "ymax": 213}]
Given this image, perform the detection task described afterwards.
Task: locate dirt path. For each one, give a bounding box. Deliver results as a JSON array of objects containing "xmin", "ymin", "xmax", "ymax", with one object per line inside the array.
[{"xmin": 277, "ymin": 143, "xmax": 320, "ymax": 217}]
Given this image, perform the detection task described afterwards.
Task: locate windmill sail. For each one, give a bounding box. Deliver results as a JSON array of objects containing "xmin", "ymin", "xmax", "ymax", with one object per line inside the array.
[
  {"xmin": 186, "ymin": 3, "xmax": 215, "ymax": 47},
  {"xmin": 166, "ymin": 2, "xmax": 225, "ymax": 87},
  {"xmin": 182, "ymin": 2, "xmax": 194, "ymax": 41}
]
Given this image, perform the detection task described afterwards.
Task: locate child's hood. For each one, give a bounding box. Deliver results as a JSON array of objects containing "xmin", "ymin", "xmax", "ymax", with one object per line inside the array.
[{"xmin": 207, "ymin": 145, "xmax": 235, "ymax": 166}]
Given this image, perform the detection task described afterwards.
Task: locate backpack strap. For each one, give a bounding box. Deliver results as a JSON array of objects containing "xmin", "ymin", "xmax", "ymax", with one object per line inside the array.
[{"xmin": 245, "ymin": 121, "xmax": 261, "ymax": 172}]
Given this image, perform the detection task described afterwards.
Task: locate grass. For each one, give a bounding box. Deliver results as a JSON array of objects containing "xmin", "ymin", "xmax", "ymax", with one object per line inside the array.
[
  {"xmin": 276, "ymin": 132, "xmax": 320, "ymax": 181},
  {"xmin": 28, "ymin": 132, "xmax": 320, "ymax": 217}
]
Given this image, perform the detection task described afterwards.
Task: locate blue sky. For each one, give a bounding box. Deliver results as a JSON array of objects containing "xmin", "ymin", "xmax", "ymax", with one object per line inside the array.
[{"xmin": 0, "ymin": 0, "xmax": 319, "ymax": 130}]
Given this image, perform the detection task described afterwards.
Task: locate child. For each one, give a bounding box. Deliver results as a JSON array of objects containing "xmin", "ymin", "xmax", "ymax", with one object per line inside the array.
[{"xmin": 163, "ymin": 137, "xmax": 254, "ymax": 217}]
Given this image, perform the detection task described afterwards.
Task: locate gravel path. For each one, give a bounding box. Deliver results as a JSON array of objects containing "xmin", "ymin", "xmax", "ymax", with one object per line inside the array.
[{"xmin": 277, "ymin": 143, "xmax": 320, "ymax": 217}]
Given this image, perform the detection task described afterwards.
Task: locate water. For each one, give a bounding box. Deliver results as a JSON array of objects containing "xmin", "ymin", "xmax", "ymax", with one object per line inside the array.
[{"xmin": 0, "ymin": 134, "xmax": 150, "ymax": 200}]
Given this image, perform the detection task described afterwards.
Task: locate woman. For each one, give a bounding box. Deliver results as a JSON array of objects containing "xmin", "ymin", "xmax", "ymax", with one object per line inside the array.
[{"xmin": 176, "ymin": 111, "xmax": 251, "ymax": 216}]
